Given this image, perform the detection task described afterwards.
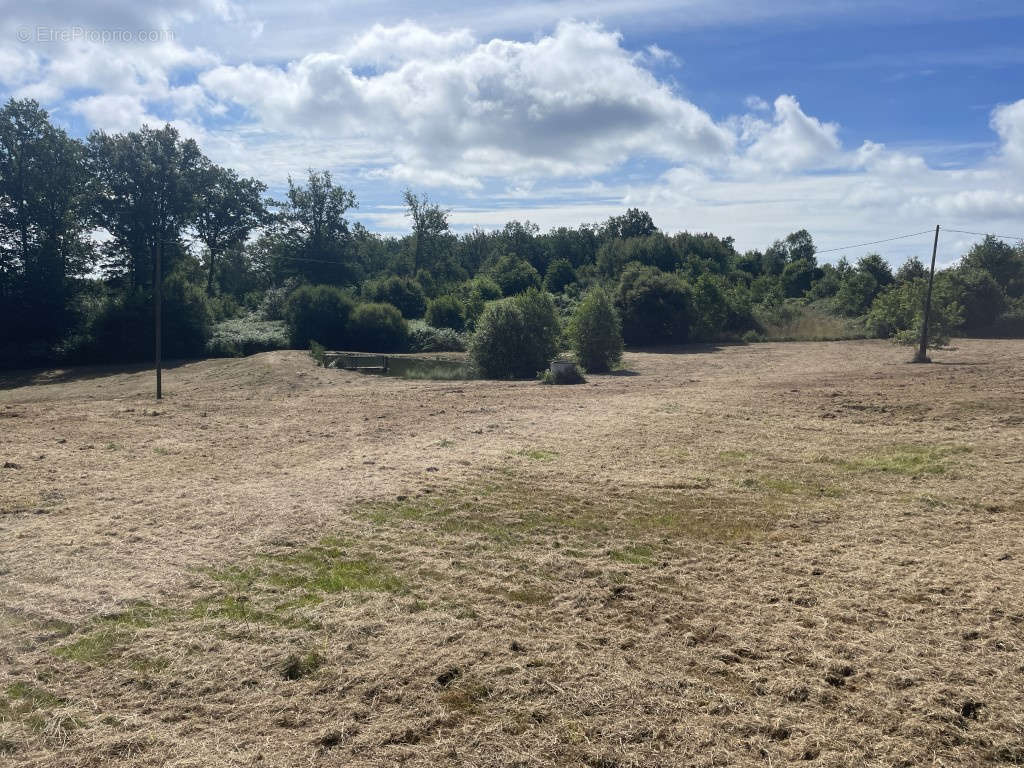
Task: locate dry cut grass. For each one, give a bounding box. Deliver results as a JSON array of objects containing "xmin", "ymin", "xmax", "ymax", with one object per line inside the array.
[{"xmin": 1, "ymin": 339, "xmax": 1023, "ymax": 766}]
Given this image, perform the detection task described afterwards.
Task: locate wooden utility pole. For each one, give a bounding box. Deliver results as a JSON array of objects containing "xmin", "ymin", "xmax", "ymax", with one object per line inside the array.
[
  {"xmin": 155, "ymin": 241, "xmax": 162, "ymax": 399},
  {"xmin": 913, "ymin": 225, "xmax": 940, "ymax": 363}
]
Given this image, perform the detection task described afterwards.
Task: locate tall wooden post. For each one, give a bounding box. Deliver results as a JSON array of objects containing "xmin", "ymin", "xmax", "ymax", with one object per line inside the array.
[
  {"xmin": 155, "ymin": 241, "xmax": 162, "ymax": 399},
  {"xmin": 913, "ymin": 225, "xmax": 940, "ymax": 364}
]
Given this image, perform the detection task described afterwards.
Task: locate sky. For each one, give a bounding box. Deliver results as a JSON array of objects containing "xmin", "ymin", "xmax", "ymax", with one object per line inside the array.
[{"xmin": 2, "ymin": 0, "xmax": 1023, "ymax": 266}]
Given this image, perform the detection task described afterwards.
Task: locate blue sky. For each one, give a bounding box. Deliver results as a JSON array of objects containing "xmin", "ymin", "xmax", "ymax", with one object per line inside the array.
[{"xmin": 1, "ymin": 0, "xmax": 1023, "ymax": 265}]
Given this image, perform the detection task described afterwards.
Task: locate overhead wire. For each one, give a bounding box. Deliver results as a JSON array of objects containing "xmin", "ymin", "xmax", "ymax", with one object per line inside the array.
[{"xmin": 815, "ymin": 229, "xmax": 935, "ymax": 254}]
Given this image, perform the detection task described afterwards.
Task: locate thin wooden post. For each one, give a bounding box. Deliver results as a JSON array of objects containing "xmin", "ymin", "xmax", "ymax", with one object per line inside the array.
[
  {"xmin": 913, "ymin": 225, "xmax": 940, "ymax": 364},
  {"xmin": 155, "ymin": 241, "xmax": 162, "ymax": 399}
]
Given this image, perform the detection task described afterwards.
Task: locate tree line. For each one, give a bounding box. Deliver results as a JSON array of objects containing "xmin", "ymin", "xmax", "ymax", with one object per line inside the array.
[{"xmin": 2, "ymin": 97, "xmax": 1022, "ymax": 370}]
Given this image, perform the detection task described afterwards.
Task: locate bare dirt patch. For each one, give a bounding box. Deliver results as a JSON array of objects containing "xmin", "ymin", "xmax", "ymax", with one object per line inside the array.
[{"xmin": 1, "ymin": 339, "xmax": 1023, "ymax": 766}]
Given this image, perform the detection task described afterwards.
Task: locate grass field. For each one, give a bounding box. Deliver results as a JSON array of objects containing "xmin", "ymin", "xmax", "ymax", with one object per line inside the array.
[{"xmin": 1, "ymin": 340, "xmax": 1023, "ymax": 767}]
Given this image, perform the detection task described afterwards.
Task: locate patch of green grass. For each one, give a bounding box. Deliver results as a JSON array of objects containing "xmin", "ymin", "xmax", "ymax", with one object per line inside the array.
[
  {"xmin": 610, "ymin": 544, "xmax": 655, "ymax": 565},
  {"xmin": 264, "ymin": 542, "xmax": 404, "ymax": 594},
  {"xmin": 743, "ymin": 474, "xmax": 845, "ymax": 499},
  {"xmin": 823, "ymin": 444, "xmax": 971, "ymax": 476},
  {"xmin": 53, "ymin": 628, "xmax": 121, "ymax": 664},
  {"xmin": 367, "ymin": 499, "xmax": 439, "ymax": 524},
  {"xmin": 367, "ymin": 478, "xmax": 775, "ymax": 545},
  {"xmin": 52, "ymin": 600, "xmax": 178, "ymax": 668},
  {"xmin": 5, "ymin": 683, "xmax": 62, "ymax": 711},
  {"xmin": 437, "ymin": 438, "xmax": 455, "ymax": 448}
]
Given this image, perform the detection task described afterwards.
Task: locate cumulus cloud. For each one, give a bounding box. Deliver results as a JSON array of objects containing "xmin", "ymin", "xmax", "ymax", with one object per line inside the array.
[
  {"xmin": 342, "ymin": 21, "xmax": 476, "ymax": 70},
  {"xmin": 991, "ymin": 98, "xmax": 1024, "ymax": 168},
  {"xmin": 738, "ymin": 94, "xmax": 842, "ymax": 173},
  {"xmin": 199, "ymin": 21, "xmax": 734, "ymax": 186},
  {"xmin": 70, "ymin": 93, "xmax": 160, "ymax": 132}
]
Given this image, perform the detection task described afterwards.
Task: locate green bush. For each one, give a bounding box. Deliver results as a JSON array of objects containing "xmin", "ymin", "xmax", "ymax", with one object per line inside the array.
[
  {"xmin": 567, "ymin": 287, "xmax": 623, "ymax": 372},
  {"xmin": 543, "ymin": 258, "xmax": 576, "ymax": 293},
  {"xmin": 285, "ymin": 284, "xmax": 355, "ymax": 348},
  {"xmin": 470, "ymin": 288, "xmax": 560, "ymax": 379},
  {"xmin": 206, "ymin": 313, "xmax": 289, "ymax": 357},
  {"xmin": 991, "ymin": 298, "xmax": 1024, "ymax": 337},
  {"xmin": 834, "ymin": 271, "xmax": 878, "ymax": 316},
  {"xmin": 207, "ymin": 293, "xmax": 242, "ymax": 322},
  {"xmin": 347, "ymin": 302, "xmax": 409, "ymax": 352},
  {"xmin": 492, "ymin": 253, "xmax": 542, "ymax": 296},
  {"xmin": 865, "ymin": 277, "xmax": 963, "ymax": 348},
  {"xmin": 952, "ymin": 268, "xmax": 1006, "ymax": 333},
  {"xmin": 456, "ymin": 277, "xmax": 502, "ymax": 329},
  {"xmin": 366, "ymin": 276, "xmax": 427, "ymax": 319},
  {"xmin": 88, "ymin": 276, "xmax": 213, "ymax": 362},
  {"xmin": 260, "ymin": 278, "xmax": 299, "ymax": 320},
  {"xmin": 471, "ymin": 276, "xmax": 502, "ymax": 301},
  {"xmin": 407, "ymin": 321, "xmax": 467, "ymax": 353},
  {"xmin": 425, "ymin": 294, "xmax": 465, "ymax": 331},
  {"xmin": 614, "ymin": 263, "xmax": 692, "ymax": 346},
  {"xmin": 691, "ymin": 273, "xmax": 730, "ymax": 341}
]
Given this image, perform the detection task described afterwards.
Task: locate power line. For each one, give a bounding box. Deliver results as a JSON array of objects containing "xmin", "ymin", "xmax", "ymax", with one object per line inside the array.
[
  {"xmin": 815, "ymin": 229, "xmax": 935, "ymax": 255},
  {"xmin": 943, "ymin": 228, "xmax": 1024, "ymax": 242}
]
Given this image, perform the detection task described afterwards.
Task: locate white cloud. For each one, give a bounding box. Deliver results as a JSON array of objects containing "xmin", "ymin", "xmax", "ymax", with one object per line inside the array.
[
  {"xmin": 200, "ymin": 20, "xmax": 734, "ymax": 187},
  {"xmin": 738, "ymin": 94, "xmax": 842, "ymax": 173},
  {"xmin": 744, "ymin": 95, "xmax": 769, "ymax": 112},
  {"xmin": 70, "ymin": 93, "xmax": 159, "ymax": 132},
  {"xmin": 343, "ymin": 21, "xmax": 475, "ymax": 70},
  {"xmin": 991, "ymin": 98, "xmax": 1024, "ymax": 168}
]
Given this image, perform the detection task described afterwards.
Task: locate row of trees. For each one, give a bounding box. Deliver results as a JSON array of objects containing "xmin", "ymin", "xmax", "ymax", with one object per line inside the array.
[{"xmin": 2, "ymin": 97, "xmax": 1023, "ymax": 370}]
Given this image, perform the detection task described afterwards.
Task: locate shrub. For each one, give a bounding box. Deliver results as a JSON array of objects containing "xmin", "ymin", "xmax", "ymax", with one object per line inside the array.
[
  {"xmin": 691, "ymin": 273, "xmax": 730, "ymax": 341},
  {"xmin": 347, "ymin": 302, "xmax": 409, "ymax": 352},
  {"xmin": 865, "ymin": 277, "xmax": 963, "ymax": 348},
  {"xmin": 834, "ymin": 271, "xmax": 878, "ymax": 316},
  {"xmin": 614, "ymin": 263, "xmax": 692, "ymax": 346},
  {"xmin": 425, "ymin": 294, "xmax": 465, "ymax": 331},
  {"xmin": 492, "ymin": 253, "xmax": 542, "ymax": 296},
  {"xmin": 207, "ymin": 293, "xmax": 242, "ymax": 322},
  {"xmin": 456, "ymin": 277, "xmax": 502, "ymax": 329},
  {"xmin": 366, "ymin": 276, "xmax": 427, "ymax": 319},
  {"xmin": 951, "ymin": 268, "xmax": 1006, "ymax": 333},
  {"xmin": 991, "ymin": 298, "xmax": 1024, "ymax": 337},
  {"xmin": 471, "ymin": 277, "xmax": 502, "ymax": 302},
  {"xmin": 567, "ymin": 287, "xmax": 622, "ymax": 372},
  {"xmin": 206, "ymin": 313, "xmax": 289, "ymax": 357},
  {"xmin": 260, "ymin": 277, "xmax": 300, "ymax": 320},
  {"xmin": 285, "ymin": 284, "xmax": 355, "ymax": 348},
  {"xmin": 408, "ymin": 321, "xmax": 467, "ymax": 353},
  {"xmin": 89, "ymin": 276, "xmax": 213, "ymax": 362},
  {"xmin": 543, "ymin": 258, "xmax": 576, "ymax": 293},
  {"xmin": 470, "ymin": 288, "xmax": 560, "ymax": 379}
]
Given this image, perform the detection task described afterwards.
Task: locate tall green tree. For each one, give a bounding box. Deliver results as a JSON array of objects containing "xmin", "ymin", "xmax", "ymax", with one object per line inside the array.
[
  {"xmin": 0, "ymin": 99, "xmax": 92, "ymax": 342},
  {"xmin": 271, "ymin": 170, "xmax": 358, "ymax": 285},
  {"xmin": 403, "ymin": 188, "xmax": 450, "ymax": 274},
  {"xmin": 88, "ymin": 124, "xmax": 206, "ymax": 289},
  {"xmin": 193, "ymin": 163, "xmax": 268, "ymax": 295}
]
